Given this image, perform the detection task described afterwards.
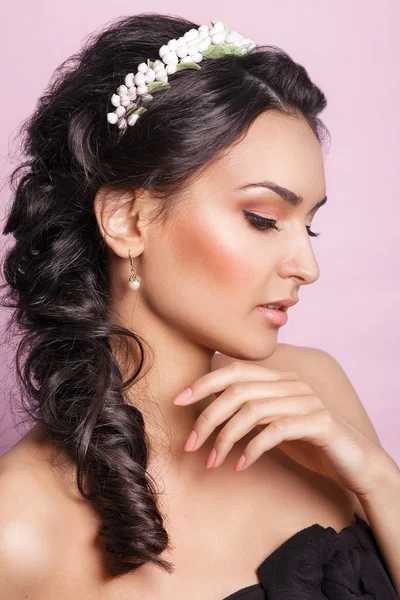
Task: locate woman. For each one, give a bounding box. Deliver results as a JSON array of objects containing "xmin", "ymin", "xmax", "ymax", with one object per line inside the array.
[{"xmin": 0, "ymin": 12, "xmax": 398, "ymax": 599}]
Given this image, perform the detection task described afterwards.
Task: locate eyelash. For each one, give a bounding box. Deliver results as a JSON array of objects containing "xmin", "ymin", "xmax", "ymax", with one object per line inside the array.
[{"xmin": 243, "ymin": 210, "xmax": 321, "ymax": 238}]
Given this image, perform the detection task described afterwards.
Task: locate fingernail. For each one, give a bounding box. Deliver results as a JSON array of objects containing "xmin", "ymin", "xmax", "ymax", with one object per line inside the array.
[
  {"xmin": 235, "ymin": 455, "xmax": 246, "ymax": 471},
  {"xmin": 173, "ymin": 387, "xmax": 193, "ymax": 405},
  {"xmin": 206, "ymin": 447, "xmax": 217, "ymax": 469},
  {"xmin": 184, "ymin": 430, "xmax": 197, "ymax": 451}
]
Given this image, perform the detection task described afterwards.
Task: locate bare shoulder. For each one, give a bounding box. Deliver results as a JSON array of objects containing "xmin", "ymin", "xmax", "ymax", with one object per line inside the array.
[
  {"xmin": 0, "ymin": 426, "xmax": 91, "ymax": 596},
  {"xmin": 0, "ymin": 453, "xmax": 54, "ymax": 598},
  {"xmin": 0, "ymin": 428, "xmax": 103, "ymax": 598}
]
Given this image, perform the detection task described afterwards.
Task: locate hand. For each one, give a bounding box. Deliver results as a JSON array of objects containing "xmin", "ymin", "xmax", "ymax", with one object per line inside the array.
[{"xmin": 173, "ymin": 361, "xmax": 388, "ymax": 498}]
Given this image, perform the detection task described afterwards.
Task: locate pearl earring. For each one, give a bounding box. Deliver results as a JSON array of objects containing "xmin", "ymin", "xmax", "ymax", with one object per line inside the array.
[{"xmin": 128, "ymin": 249, "xmax": 141, "ymax": 290}]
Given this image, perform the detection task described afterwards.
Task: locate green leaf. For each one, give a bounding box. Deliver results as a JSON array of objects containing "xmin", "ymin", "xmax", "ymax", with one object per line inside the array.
[
  {"xmin": 146, "ymin": 81, "xmax": 171, "ymax": 94},
  {"xmin": 147, "ymin": 59, "xmax": 154, "ymax": 69},
  {"xmin": 126, "ymin": 105, "xmax": 147, "ymax": 117},
  {"xmin": 135, "ymin": 106, "xmax": 147, "ymax": 115},
  {"xmin": 175, "ymin": 62, "xmax": 202, "ymax": 72},
  {"xmin": 202, "ymin": 43, "xmax": 243, "ymax": 59}
]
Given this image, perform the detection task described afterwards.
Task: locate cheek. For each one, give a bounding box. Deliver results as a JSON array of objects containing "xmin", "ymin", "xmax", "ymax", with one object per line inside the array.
[{"xmin": 178, "ymin": 217, "xmax": 258, "ymax": 291}]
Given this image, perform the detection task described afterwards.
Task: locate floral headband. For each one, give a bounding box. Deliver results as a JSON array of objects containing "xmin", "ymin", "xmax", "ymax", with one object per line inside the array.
[{"xmin": 106, "ymin": 19, "xmax": 256, "ymax": 132}]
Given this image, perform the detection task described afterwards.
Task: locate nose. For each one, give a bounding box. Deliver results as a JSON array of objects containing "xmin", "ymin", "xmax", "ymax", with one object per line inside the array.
[{"xmin": 278, "ymin": 236, "xmax": 320, "ymax": 286}]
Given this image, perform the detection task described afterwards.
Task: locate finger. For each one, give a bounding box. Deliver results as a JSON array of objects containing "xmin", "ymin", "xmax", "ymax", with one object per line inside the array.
[
  {"xmin": 235, "ymin": 409, "xmax": 333, "ymax": 471},
  {"xmin": 209, "ymin": 395, "xmax": 322, "ymax": 468},
  {"xmin": 188, "ymin": 380, "xmax": 317, "ymax": 452},
  {"xmin": 174, "ymin": 361, "xmax": 300, "ymax": 405}
]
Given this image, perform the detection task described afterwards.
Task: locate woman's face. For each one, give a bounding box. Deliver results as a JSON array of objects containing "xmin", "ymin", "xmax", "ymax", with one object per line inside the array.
[{"xmin": 127, "ymin": 111, "xmax": 327, "ymax": 360}]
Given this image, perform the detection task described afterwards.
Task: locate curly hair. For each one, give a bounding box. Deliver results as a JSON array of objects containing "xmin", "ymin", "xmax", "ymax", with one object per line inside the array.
[{"xmin": 0, "ymin": 12, "xmax": 329, "ymax": 577}]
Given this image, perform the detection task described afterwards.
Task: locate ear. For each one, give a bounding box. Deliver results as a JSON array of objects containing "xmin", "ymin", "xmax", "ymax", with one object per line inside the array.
[{"xmin": 93, "ymin": 186, "xmax": 148, "ymax": 260}]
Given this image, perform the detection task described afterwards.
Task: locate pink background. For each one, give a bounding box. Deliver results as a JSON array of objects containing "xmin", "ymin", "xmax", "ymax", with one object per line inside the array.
[{"xmin": 0, "ymin": 2, "xmax": 399, "ymax": 463}]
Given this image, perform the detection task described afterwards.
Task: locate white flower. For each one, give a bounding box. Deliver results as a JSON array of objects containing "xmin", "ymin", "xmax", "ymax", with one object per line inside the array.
[
  {"xmin": 108, "ymin": 19, "xmax": 257, "ymax": 130},
  {"xmin": 212, "ymin": 20, "xmax": 225, "ymax": 32},
  {"xmin": 239, "ymin": 38, "xmax": 256, "ymax": 53},
  {"xmin": 238, "ymin": 37, "xmax": 253, "ymax": 47},
  {"xmin": 153, "ymin": 63, "xmax": 165, "ymax": 73},
  {"xmin": 124, "ymin": 73, "xmax": 134, "ymax": 87},
  {"xmin": 187, "ymin": 44, "xmax": 199, "ymax": 57},
  {"xmin": 167, "ymin": 38, "xmax": 179, "ymax": 52},
  {"xmin": 155, "ymin": 72, "xmax": 168, "ymax": 82},
  {"xmin": 162, "ymin": 51, "xmax": 179, "ymax": 65},
  {"xmin": 134, "ymin": 72, "xmax": 146, "ymax": 86},
  {"xmin": 176, "ymin": 44, "xmax": 188, "ymax": 58},
  {"xmin": 192, "ymin": 53, "xmax": 204, "ymax": 64},
  {"xmin": 127, "ymin": 114, "xmax": 140, "ymax": 126},
  {"xmin": 179, "ymin": 56, "xmax": 195, "ymax": 64},
  {"xmin": 159, "ymin": 44, "xmax": 169, "ymax": 58},
  {"xmin": 184, "ymin": 28, "xmax": 199, "ymax": 42},
  {"xmin": 136, "ymin": 84, "xmax": 148, "ymax": 96},
  {"xmin": 198, "ymin": 29, "xmax": 210, "ymax": 41},
  {"xmin": 211, "ymin": 32, "xmax": 227, "ymax": 45},
  {"xmin": 225, "ymin": 31, "xmax": 239, "ymax": 43},
  {"xmin": 152, "ymin": 59, "xmax": 164, "ymax": 69},
  {"xmin": 128, "ymin": 86, "xmax": 137, "ymax": 100},
  {"xmin": 137, "ymin": 62, "xmax": 149, "ymax": 74},
  {"xmin": 165, "ymin": 63, "xmax": 177, "ymax": 75},
  {"xmin": 144, "ymin": 69, "xmax": 156, "ymax": 84},
  {"xmin": 111, "ymin": 93, "xmax": 121, "ymax": 107},
  {"xmin": 155, "ymin": 69, "xmax": 167, "ymax": 81},
  {"xmin": 107, "ymin": 112, "xmax": 118, "ymax": 124}
]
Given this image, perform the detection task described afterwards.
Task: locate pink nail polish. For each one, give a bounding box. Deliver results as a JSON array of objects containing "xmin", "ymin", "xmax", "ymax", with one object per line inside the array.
[
  {"xmin": 184, "ymin": 430, "xmax": 197, "ymax": 452},
  {"xmin": 173, "ymin": 387, "xmax": 193, "ymax": 405},
  {"xmin": 206, "ymin": 448, "xmax": 217, "ymax": 469},
  {"xmin": 235, "ymin": 455, "xmax": 246, "ymax": 471}
]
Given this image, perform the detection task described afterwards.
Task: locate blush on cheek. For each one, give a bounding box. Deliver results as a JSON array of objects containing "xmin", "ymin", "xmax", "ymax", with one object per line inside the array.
[{"xmin": 181, "ymin": 220, "xmax": 257, "ymax": 291}]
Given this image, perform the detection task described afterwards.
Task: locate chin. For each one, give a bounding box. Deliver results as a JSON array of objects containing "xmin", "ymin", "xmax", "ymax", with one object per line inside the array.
[{"xmin": 213, "ymin": 339, "xmax": 279, "ymax": 366}]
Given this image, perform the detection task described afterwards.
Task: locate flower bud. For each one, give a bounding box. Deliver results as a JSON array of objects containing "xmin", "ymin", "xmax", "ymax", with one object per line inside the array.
[
  {"xmin": 134, "ymin": 72, "xmax": 146, "ymax": 86},
  {"xmin": 162, "ymin": 51, "xmax": 179, "ymax": 65},
  {"xmin": 165, "ymin": 63, "xmax": 177, "ymax": 75},
  {"xmin": 176, "ymin": 44, "xmax": 188, "ymax": 58},
  {"xmin": 111, "ymin": 93, "xmax": 121, "ymax": 107},
  {"xmin": 124, "ymin": 73, "xmax": 134, "ymax": 87},
  {"xmin": 137, "ymin": 62, "xmax": 149, "ymax": 74},
  {"xmin": 167, "ymin": 38, "xmax": 179, "ymax": 52},
  {"xmin": 107, "ymin": 112, "xmax": 118, "ymax": 124},
  {"xmin": 159, "ymin": 45, "xmax": 169, "ymax": 58}
]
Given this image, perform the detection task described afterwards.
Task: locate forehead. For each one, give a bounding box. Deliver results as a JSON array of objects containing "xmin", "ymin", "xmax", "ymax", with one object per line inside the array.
[{"xmin": 197, "ymin": 111, "xmax": 326, "ymax": 200}]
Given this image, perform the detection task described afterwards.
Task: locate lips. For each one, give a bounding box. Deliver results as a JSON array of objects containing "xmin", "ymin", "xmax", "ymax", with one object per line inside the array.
[
  {"xmin": 260, "ymin": 298, "xmax": 299, "ymax": 312},
  {"xmin": 263, "ymin": 304, "xmax": 287, "ymax": 312}
]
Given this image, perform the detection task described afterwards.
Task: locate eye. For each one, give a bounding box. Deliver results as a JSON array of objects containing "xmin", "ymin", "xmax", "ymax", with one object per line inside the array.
[{"xmin": 243, "ymin": 210, "xmax": 320, "ymax": 238}]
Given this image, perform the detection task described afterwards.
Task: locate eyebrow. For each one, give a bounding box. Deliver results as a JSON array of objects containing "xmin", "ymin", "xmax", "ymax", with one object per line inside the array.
[{"xmin": 233, "ymin": 180, "xmax": 328, "ymax": 212}]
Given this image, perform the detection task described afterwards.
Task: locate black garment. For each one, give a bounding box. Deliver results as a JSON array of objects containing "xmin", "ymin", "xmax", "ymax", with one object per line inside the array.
[{"xmin": 223, "ymin": 514, "xmax": 398, "ymax": 599}]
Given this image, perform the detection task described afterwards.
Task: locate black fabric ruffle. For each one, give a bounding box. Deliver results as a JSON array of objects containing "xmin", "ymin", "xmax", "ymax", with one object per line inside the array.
[
  {"xmin": 257, "ymin": 514, "xmax": 397, "ymax": 599},
  {"xmin": 224, "ymin": 514, "xmax": 398, "ymax": 599}
]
